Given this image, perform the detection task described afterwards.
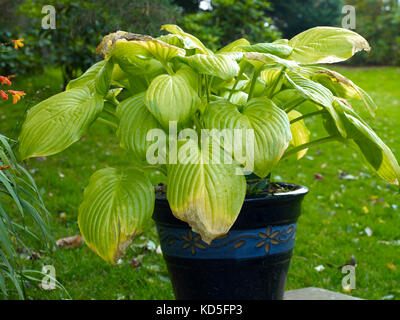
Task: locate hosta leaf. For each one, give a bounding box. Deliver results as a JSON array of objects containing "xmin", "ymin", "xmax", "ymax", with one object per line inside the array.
[
  {"xmin": 239, "ymin": 42, "xmax": 293, "ymax": 57},
  {"xmin": 288, "ymin": 27, "xmax": 370, "ymax": 64},
  {"xmin": 78, "ymin": 168, "xmax": 155, "ymax": 263},
  {"xmin": 116, "ymin": 93, "xmax": 164, "ymax": 162},
  {"xmin": 243, "ymin": 52, "xmax": 298, "ymax": 72},
  {"xmin": 178, "ymin": 54, "xmax": 240, "ymax": 80},
  {"xmin": 175, "ymin": 67, "xmax": 200, "ymax": 93},
  {"xmin": 288, "ymin": 110, "xmax": 311, "ymax": 159},
  {"xmin": 145, "ymin": 73, "xmax": 200, "ymax": 129},
  {"xmin": 19, "ymin": 87, "xmax": 103, "ymax": 159},
  {"xmin": 261, "ymin": 67, "xmax": 284, "ymax": 97},
  {"xmin": 310, "ymin": 68, "xmax": 377, "ymax": 117},
  {"xmin": 285, "ymin": 71, "xmax": 347, "ymax": 138},
  {"xmin": 217, "ymin": 38, "xmax": 250, "ymax": 54},
  {"xmin": 66, "ymin": 60, "xmax": 106, "ymax": 92},
  {"xmin": 94, "ymin": 60, "xmax": 114, "ymax": 96},
  {"xmin": 334, "ymin": 99, "xmax": 400, "ymax": 185},
  {"xmin": 97, "ymin": 30, "xmax": 185, "ymax": 61},
  {"xmin": 202, "ymin": 98, "xmax": 292, "ymax": 177},
  {"xmin": 112, "ymin": 38, "xmax": 185, "ymax": 63},
  {"xmin": 167, "ymin": 138, "xmax": 246, "ymax": 244},
  {"xmin": 222, "ymin": 91, "xmax": 248, "ymax": 105},
  {"xmin": 97, "ymin": 32, "xmax": 167, "ymax": 76},
  {"xmin": 161, "ymin": 24, "xmax": 212, "ymax": 55}
]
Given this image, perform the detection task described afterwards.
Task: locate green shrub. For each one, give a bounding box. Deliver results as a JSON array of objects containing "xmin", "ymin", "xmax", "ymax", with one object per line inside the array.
[{"xmin": 179, "ymin": 0, "xmax": 280, "ymax": 51}]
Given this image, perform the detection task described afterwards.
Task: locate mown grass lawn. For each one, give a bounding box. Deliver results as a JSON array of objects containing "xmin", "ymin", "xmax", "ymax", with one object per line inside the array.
[{"xmin": 0, "ymin": 66, "xmax": 399, "ymax": 300}]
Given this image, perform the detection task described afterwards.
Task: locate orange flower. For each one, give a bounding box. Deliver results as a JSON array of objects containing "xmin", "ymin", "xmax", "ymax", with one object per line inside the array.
[
  {"xmin": 0, "ymin": 90, "xmax": 8, "ymax": 101},
  {"xmin": 8, "ymin": 90, "xmax": 26, "ymax": 104},
  {"xmin": 0, "ymin": 76, "xmax": 12, "ymax": 86},
  {"xmin": 12, "ymin": 38, "xmax": 24, "ymax": 50}
]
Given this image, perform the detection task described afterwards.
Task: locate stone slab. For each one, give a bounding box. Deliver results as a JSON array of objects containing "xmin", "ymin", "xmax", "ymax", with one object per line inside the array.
[{"xmin": 284, "ymin": 287, "xmax": 362, "ymax": 300}]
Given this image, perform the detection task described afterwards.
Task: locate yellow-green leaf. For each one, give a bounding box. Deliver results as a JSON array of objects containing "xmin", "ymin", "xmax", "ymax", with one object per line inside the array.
[
  {"xmin": 202, "ymin": 97, "xmax": 292, "ymax": 177},
  {"xmin": 239, "ymin": 42, "xmax": 293, "ymax": 57},
  {"xmin": 288, "ymin": 110, "xmax": 311, "ymax": 159},
  {"xmin": 19, "ymin": 87, "xmax": 103, "ymax": 159},
  {"xmin": 178, "ymin": 54, "xmax": 240, "ymax": 80},
  {"xmin": 66, "ymin": 60, "xmax": 106, "ymax": 92},
  {"xmin": 334, "ymin": 99, "xmax": 400, "ymax": 185},
  {"xmin": 78, "ymin": 168, "xmax": 155, "ymax": 263},
  {"xmin": 285, "ymin": 71, "xmax": 347, "ymax": 138},
  {"xmin": 144, "ymin": 73, "xmax": 200, "ymax": 129},
  {"xmin": 167, "ymin": 138, "xmax": 246, "ymax": 244},
  {"xmin": 288, "ymin": 27, "xmax": 370, "ymax": 64},
  {"xmin": 161, "ymin": 24, "xmax": 212, "ymax": 54},
  {"xmin": 310, "ymin": 68, "xmax": 377, "ymax": 117},
  {"xmin": 116, "ymin": 93, "xmax": 164, "ymax": 162}
]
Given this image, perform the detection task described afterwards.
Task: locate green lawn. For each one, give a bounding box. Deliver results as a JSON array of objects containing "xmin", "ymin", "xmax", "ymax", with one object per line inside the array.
[{"xmin": 1, "ymin": 66, "xmax": 399, "ymax": 300}]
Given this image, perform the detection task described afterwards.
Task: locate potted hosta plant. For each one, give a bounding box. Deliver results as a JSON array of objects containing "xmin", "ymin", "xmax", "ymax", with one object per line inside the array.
[{"xmin": 18, "ymin": 25, "xmax": 400, "ymax": 300}]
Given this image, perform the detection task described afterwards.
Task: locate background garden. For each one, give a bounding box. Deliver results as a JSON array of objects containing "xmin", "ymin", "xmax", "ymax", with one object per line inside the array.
[{"xmin": 1, "ymin": 0, "xmax": 399, "ymax": 300}]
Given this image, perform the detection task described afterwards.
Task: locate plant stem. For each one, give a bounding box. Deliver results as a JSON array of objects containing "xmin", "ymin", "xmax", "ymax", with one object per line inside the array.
[
  {"xmin": 247, "ymin": 69, "xmax": 260, "ymax": 102},
  {"xmin": 284, "ymin": 98, "xmax": 306, "ymax": 113},
  {"xmin": 205, "ymin": 76, "xmax": 210, "ymax": 103},
  {"xmin": 96, "ymin": 117, "xmax": 118, "ymax": 129},
  {"xmin": 268, "ymin": 66, "xmax": 286, "ymax": 96},
  {"xmin": 161, "ymin": 61, "xmax": 174, "ymax": 75},
  {"xmin": 290, "ymin": 109, "xmax": 326, "ymax": 124},
  {"xmin": 192, "ymin": 114, "xmax": 202, "ymax": 136},
  {"xmin": 103, "ymin": 105, "xmax": 117, "ymax": 117},
  {"xmin": 282, "ymin": 135, "xmax": 340, "ymax": 159},
  {"xmin": 228, "ymin": 76, "xmax": 240, "ymax": 102}
]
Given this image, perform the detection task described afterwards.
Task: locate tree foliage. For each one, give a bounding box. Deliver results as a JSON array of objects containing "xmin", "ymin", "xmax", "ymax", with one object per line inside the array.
[
  {"xmin": 269, "ymin": 0, "xmax": 343, "ymax": 38},
  {"xmin": 344, "ymin": 0, "xmax": 400, "ymax": 65},
  {"xmin": 8, "ymin": 0, "xmax": 181, "ymax": 85},
  {"xmin": 179, "ymin": 0, "xmax": 281, "ymax": 51}
]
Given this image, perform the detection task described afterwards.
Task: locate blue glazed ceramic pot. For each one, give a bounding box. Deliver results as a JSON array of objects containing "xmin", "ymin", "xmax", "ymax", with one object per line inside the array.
[{"xmin": 152, "ymin": 183, "xmax": 308, "ymax": 300}]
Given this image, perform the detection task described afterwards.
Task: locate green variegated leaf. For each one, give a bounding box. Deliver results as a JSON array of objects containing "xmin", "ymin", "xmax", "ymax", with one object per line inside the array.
[
  {"xmin": 167, "ymin": 138, "xmax": 246, "ymax": 244},
  {"xmin": 222, "ymin": 91, "xmax": 248, "ymax": 105},
  {"xmin": 288, "ymin": 27, "xmax": 370, "ymax": 64},
  {"xmin": 285, "ymin": 71, "xmax": 347, "ymax": 138},
  {"xmin": 117, "ymin": 55, "xmax": 165, "ymax": 76},
  {"xmin": 161, "ymin": 24, "xmax": 212, "ymax": 54},
  {"xmin": 116, "ymin": 93, "xmax": 164, "ymax": 162},
  {"xmin": 178, "ymin": 54, "xmax": 239, "ymax": 80},
  {"xmin": 96, "ymin": 30, "xmax": 185, "ymax": 61},
  {"xmin": 19, "ymin": 87, "xmax": 103, "ymax": 159},
  {"xmin": 78, "ymin": 168, "xmax": 155, "ymax": 263},
  {"xmin": 310, "ymin": 68, "xmax": 377, "ymax": 117},
  {"xmin": 112, "ymin": 38, "xmax": 185, "ymax": 63},
  {"xmin": 217, "ymin": 38, "xmax": 250, "ymax": 54},
  {"xmin": 175, "ymin": 67, "xmax": 200, "ymax": 93},
  {"xmin": 261, "ymin": 67, "xmax": 284, "ymax": 97},
  {"xmin": 243, "ymin": 52, "xmax": 298, "ymax": 72},
  {"xmin": 94, "ymin": 60, "xmax": 114, "ymax": 96},
  {"xmin": 333, "ymin": 99, "xmax": 400, "ymax": 185},
  {"xmin": 67, "ymin": 60, "xmax": 106, "ymax": 92},
  {"xmin": 239, "ymin": 42, "xmax": 293, "ymax": 57},
  {"xmin": 288, "ymin": 110, "xmax": 310, "ymax": 159},
  {"xmin": 145, "ymin": 73, "xmax": 200, "ymax": 129},
  {"xmin": 202, "ymin": 98, "xmax": 292, "ymax": 177}
]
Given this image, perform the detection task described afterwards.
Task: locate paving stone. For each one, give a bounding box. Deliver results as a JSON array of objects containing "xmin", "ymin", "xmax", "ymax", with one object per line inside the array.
[{"xmin": 284, "ymin": 287, "xmax": 362, "ymax": 300}]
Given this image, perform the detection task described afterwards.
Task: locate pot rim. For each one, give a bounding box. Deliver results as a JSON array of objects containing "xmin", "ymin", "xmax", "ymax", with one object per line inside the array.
[{"xmin": 155, "ymin": 182, "xmax": 309, "ymax": 203}]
